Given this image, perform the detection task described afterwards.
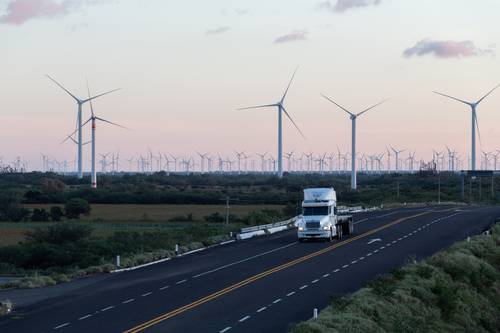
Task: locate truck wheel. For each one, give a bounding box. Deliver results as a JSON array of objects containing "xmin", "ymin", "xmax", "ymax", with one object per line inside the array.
[
  {"xmin": 328, "ymin": 228, "xmax": 333, "ymax": 242},
  {"xmin": 336, "ymin": 225, "xmax": 343, "ymax": 239}
]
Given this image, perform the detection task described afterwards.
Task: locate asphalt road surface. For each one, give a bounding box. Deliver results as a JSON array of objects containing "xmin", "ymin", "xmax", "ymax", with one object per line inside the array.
[{"xmin": 0, "ymin": 205, "xmax": 498, "ymax": 333}]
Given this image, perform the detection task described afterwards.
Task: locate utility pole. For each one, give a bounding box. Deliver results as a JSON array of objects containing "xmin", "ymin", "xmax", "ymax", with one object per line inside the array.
[{"xmin": 220, "ymin": 196, "xmax": 239, "ymax": 225}]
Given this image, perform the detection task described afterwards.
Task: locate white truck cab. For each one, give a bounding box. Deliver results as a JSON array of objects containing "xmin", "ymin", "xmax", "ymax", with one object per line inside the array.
[{"xmin": 297, "ymin": 188, "xmax": 353, "ymax": 242}]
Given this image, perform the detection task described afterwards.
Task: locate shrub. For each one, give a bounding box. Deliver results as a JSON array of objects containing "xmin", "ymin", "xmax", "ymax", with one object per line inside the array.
[
  {"xmin": 50, "ymin": 206, "xmax": 64, "ymax": 221},
  {"xmin": 64, "ymin": 198, "xmax": 91, "ymax": 219},
  {"xmin": 204, "ymin": 212, "xmax": 225, "ymax": 223},
  {"xmin": 31, "ymin": 208, "xmax": 50, "ymax": 222}
]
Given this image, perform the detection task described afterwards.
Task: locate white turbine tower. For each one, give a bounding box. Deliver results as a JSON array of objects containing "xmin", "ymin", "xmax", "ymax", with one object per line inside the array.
[
  {"xmin": 47, "ymin": 75, "xmax": 120, "ymax": 179},
  {"xmin": 321, "ymin": 94, "xmax": 388, "ymax": 190},
  {"xmin": 238, "ymin": 68, "xmax": 305, "ymax": 178},
  {"xmin": 433, "ymin": 84, "xmax": 499, "ymax": 171}
]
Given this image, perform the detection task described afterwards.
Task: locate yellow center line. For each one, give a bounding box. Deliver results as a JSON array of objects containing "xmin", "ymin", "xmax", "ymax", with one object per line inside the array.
[{"xmin": 124, "ymin": 210, "xmax": 431, "ymax": 333}]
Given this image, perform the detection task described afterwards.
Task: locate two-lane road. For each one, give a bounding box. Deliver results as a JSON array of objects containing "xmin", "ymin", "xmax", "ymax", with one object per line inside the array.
[{"xmin": 0, "ymin": 205, "xmax": 498, "ymax": 333}]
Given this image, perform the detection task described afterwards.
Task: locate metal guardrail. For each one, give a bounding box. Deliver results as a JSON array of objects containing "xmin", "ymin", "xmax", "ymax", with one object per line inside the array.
[{"xmin": 240, "ymin": 216, "xmax": 300, "ymax": 234}]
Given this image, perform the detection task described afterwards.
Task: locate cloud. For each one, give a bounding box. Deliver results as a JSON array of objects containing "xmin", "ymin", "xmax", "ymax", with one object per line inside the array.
[
  {"xmin": 206, "ymin": 26, "xmax": 230, "ymax": 35},
  {"xmin": 0, "ymin": 0, "xmax": 109, "ymax": 25},
  {"xmin": 403, "ymin": 39, "xmax": 495, "ymax": 59},
  {"xmin": 318, "ymin": 0, "xmax": 382, "ymax": 13},
  {"xmin": 274, "ymin": 30, "xmax": 308, "ymax": 44}
]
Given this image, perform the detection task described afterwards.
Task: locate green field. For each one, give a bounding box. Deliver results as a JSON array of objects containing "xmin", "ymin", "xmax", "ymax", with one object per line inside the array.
[
  {"xmin": 24, "ymin": 204, "xmax": 285, "ymax": 222},
  {"xmin": 0, "ymin": 204, "xmax": 285, "ymax": 246}
]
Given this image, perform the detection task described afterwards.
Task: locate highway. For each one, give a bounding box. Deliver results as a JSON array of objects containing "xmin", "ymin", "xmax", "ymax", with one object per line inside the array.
[{"xmin": 0, "ymin": 205, "xmax": 499, "ymax": 333}]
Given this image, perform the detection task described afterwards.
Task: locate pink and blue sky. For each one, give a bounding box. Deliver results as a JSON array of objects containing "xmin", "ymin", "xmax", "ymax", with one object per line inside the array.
[{"xmin": 2, "ymin": 0, "xmax": 500, "ymax": 168}]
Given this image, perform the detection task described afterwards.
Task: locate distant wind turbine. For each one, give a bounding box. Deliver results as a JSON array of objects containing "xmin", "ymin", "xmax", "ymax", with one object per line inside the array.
[
  {"xmin": 238, "ymin": 67, "xmax": 305, "ymax": 178},
  {"xmin": 321, "ymin": 94, "xmax": 388, "ymax": 190},
  {"xmin": 433, "ymin": 84, "xmax": 500, "ymax": 171}
]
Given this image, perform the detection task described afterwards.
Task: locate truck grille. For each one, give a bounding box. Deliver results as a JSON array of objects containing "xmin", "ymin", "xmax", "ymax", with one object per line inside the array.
[{"xmin": 306, "ymin": 222, "xmax": 320, "ymax": 230}]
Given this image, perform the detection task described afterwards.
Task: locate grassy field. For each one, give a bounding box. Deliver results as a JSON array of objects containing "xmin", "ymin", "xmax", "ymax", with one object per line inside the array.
[
  {"xmin": 24, "ymin": 204, "xmax": 285, "ymax": 222},
  {"xmin": 0, "ymin": 204, "xmax": 285, "ymax": 246}
]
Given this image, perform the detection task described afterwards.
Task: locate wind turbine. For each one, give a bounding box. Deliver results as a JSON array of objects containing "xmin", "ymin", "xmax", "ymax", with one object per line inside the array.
[
  {"xmin": 47, "ymin": 75, "xmax": 120, "ymax": 179},
  {"xmin": 322, "ymin": 94, "xmax": 388, "ymax": 190},
  {"xmin": 433, "ymin": 84, "xmax": 499, "ymax": 171},
  {"xmin": 391, "ymin": 147, "xmax": 405, "ymax": 172},
  {"xmin": 238, "ymin": 67, "xmax": 305, "ymax": 178},
  {"xmin": 64, "ymin": 83, "xmax": 127, "ymax": 188}
]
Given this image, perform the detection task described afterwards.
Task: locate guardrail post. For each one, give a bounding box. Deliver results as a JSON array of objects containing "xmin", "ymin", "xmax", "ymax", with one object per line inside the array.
[
  {"xmin": 116, "ymin": 255, "xmax": 121, "ymax": 268},
  {"xmin": 175, "ymin": 244, "xmax": 179, "ymax": 256},
  {"xmin": 313, "ymin": 308, "xmax": 318, "ymax": 318}
]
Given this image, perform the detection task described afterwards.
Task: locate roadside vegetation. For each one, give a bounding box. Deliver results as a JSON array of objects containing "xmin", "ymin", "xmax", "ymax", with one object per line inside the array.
[{"xmin": 290, "ymin": 222, "xmax": 500, "ymax": 333}]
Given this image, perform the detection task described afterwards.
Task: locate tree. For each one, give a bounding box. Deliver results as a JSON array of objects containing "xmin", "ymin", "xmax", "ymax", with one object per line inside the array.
[
  {"xmin": 0, "ymin": 191, "xmax": 30, "ymax": 222},
  {"xmin": 50, "ymin": 206, "xmax": 64, "ymax": 221},
  {"xmin": 64, "ymin": 198, "xmax": 91, "ymax": 219},
  {"xmin": 31, "ymin": 208, "xmax": 50, "ymax": 222}
]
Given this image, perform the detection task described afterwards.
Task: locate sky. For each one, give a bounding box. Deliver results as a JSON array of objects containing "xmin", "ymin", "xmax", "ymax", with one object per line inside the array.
[{"xmin": 2, "ymin": 0, "xmax": 500, "ymax": 169}]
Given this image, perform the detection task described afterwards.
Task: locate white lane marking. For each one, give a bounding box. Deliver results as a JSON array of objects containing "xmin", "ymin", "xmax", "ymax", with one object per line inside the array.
[
  {"xmin": 141, "ymin": 292, "xmax": 152, "ymax": 297},
  {"xmin": 323, "ymin": 273, "xmax": 330, "ymax": 278},
  {"xmin": 398, "ymin": 237, "xmax": 403, "ymax": 241},
  {"xmin": 101, "ymin": 306, "xmax": 114, "ymax": 312},
  {"xmin": 193, "ymin": 242, "xmax": 297, "ymax": 278},
  {"xmin": 380, "ymin": 246, "xmax": 385, "ymax": 250},
  {"xmin": 333, "ymin": 269, "xmax": 340, "ymax": 272},
  {"xmin": 376, "ymin": 211, "xmax": 399, "ymax": 218},
  {"xmin": 159, "ymin": 285, "xmax": 170, "ymax": 290},
  {"xmin": 367, "ymin": 238, "xmax": 382, "ymax": 244},
  {"xmin": 312, "ymin": 279, "xmax": 319, "ymax": 284},
  {"xmin": 257, "ymin": 306, "xmax": 267, "ymax": 312},
  {"xmin": 299, "ymin": 285, "xmax": 308, "ymax": 290},
  {"xmin": 342, "ymin": 264, "xmax": 349, "ymax": 268},
  {"xmin": 386, "ymin": 243, "xmax": 391, "ymax": 246},
  {"xmin": 176, "ymin": 279, "xmax": 187, "ymax": 285},
  {"xmin": 366, "ymin": 253, "xmax": 372, "ymax": 256},
  {"xmin": 374, "ymin": 249, "xmax": 379, "ymax": 253},
  {"xmin": 359, "ymin": 256, "xmax": 365, "ymax": 260},
  {"xmin": 273, "ymin": 298, "xmax": 282, "ymax": 304},
  {"xmin": 354, "ymin": 218, "xmax": 368, "ymax": 225},
  {"xmin": 239, "ymin": 315, "xmax": 251, "ymax": 322},
  {"xmin": 392, "ymin": 240, "xmax": 397, "ymax": 244},
  {"xmin": 286, "ymin": 291, "xmax": 296, "ymax": 297},
  {"xmin": 78, "ymin": 314, "xmax": 92, "ymax": 320},
  {"xmin": 220, "ymin": 327, "xmax": 232, "ymax": 333},
  {"xmin": 54, "ymin": 323, "xmax": 69, "ymax": 330},
  {"xmin": 351, "ymin": 260, "xmax": 357, "ymax": 264},
  {"xmin": 122, "ymin": 298, "xmax": 135, "ymax": 304}
]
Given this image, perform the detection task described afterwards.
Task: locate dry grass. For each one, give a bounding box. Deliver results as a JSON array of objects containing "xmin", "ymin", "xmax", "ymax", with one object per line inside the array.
[{"xmin": 24, "ymin": 204, "xmax": 285, "ymax": 222}]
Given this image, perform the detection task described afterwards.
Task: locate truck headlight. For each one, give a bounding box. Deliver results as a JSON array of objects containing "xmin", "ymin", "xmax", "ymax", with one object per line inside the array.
[{"xmin": 298, "ymin": 226, "xmax": 304, "ymax": 231}]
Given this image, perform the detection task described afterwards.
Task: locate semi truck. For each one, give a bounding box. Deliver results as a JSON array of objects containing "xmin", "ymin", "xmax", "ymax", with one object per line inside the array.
[{"xmin": 297, "ymin": 188, "xmax": 353, "ymax": 242}]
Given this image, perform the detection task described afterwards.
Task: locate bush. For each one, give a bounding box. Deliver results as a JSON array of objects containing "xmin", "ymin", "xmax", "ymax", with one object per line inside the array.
[
  {"xmin": 50, "ymin": 206, "xmax": 64, "ymax": 221},
  {"xmin": 0, "ymin": 191, "xmax": 30, "ymax": 222},
  {"xmin": 31, "ymin": 208, "xmax": 50, "ymax": 222},
  {"xmin": 64, "ymin": 198, "xmax": 91, "ymax": 219},
  {"xmin": 168, "ymin": 213, "xmax": 194, "ymax": 222},
  {"xmin": 204, "ymin": 212, "xmax": 225, "ymax": 223}
]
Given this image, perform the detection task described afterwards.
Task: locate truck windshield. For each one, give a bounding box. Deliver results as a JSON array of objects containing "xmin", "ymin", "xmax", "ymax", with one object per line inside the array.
[{"xmin": 303, "ymin": 207, "xmax": 328, "ymax": 216}]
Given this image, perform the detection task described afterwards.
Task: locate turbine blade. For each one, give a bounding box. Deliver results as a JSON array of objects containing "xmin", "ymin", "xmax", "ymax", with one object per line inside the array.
[
  {"xmin": 87, "ymin": 80, "xmax": 95, "ymax": 117},
  {"xmin": 61, "ymin": 118, "xmax": 92, "ymax": 143},
  {"xmin": 357, "ymin": 98, "xmax": 390, "ymax": 117},
  {"xmin": 476, "ymin": 83, "xmax": 500, "ymax": 105},
  {"xmin": 46, "ymin": 75, "xmax": 80, "ymax": 102},
  {"xmin": 237, "ymin": 103, "xmax": 278, "ymax": 110},
  {"xmin": 281, "ymin": 106, "xmax": 306, "ymax": 139},
  {"xmin": 82, "ymin": 88, "xmax": 122, "ymax": 103},
  {"xmin": 433, "ymin": 91, "xmax": 472, "ymax": 106},
  {"xmin": 474, "ymin": 112, "xmax": 482, "ymax": 147},
  {"xmin": 95, "ymin": 117, "xmax": 129, "ymax": 130},
  {"xmin": 320, "ymin": 94, "xmax": 354, "ymax": 117},
  {"xmin": 280, "ymin": 66, "xmax": 299, "ymax": 103}
]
